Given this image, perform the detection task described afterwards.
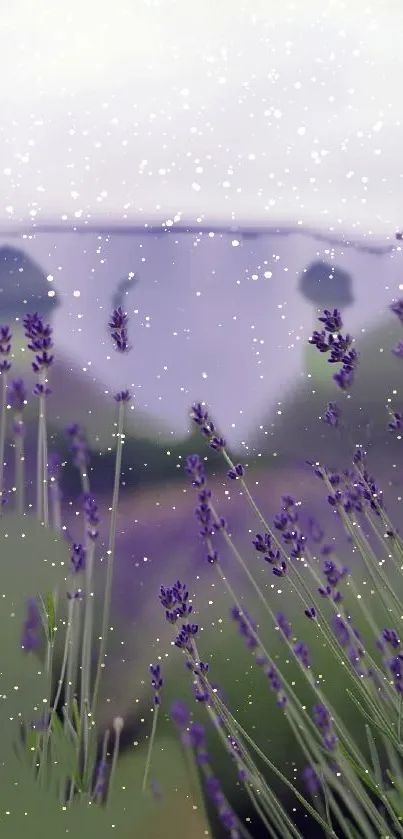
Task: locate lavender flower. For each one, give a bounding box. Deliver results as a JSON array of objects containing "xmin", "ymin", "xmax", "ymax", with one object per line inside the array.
[
  {"xmin": 392, "ymin": 341, "xmax": 403, "ymax": 358},
  {"xmin": 276, "ymin": 612, "xmax": 292, "ymax": 640},
  {"xmin": 227, "ymin": 463, "xmax": 244, "ymax": 480},
  {"xmin": 293, "ymin": 640, "xmax": 311, "ymax": 669},
  {"xmin": 23, "ymin": 312, "xmax": 54, "ymax": 377},
  {"xmin": 318, "ymin": 308, "xmax": 343, "ymax": 333},
  {"xmin": 82, "ymin": 492, "xmax": 100, "ymax": 540},
  {"xmin": 178, "ymin": 719, "xmax": 241, "ymax": 836},
  {"xmin": 170, "ymin": 700, "xmax": 190, "ymax": 730},
  {"xmin": 302, "ymin": 765, "xmax": 321, "ymax": 796},
  {"xmin": 92, "ymin": 759, "xmax": 109, "ymax": 801},
  {"xmin": 390, "ymin": 299, "xmax": 403, "ymax": 324},
  {"xmin": 322, "ymin": 400, "xmax": 341, "ymax": 429},
  {"xmin": 70, "ymin": 542, "xmax": 86, "ymax": 573},
  {"xmin": 149, "ymin": 663, "xmax": 163, "ymax": 706},
  {"xmin": 65, "ymin": 423, "xmax": 90, "ymax": 470},
  {"xmin": 0, "ymin": 324, "xmax": 12, "ymax": 372},
  {"xmin": 108, "ymin": 307, "xmax": 130, "ymax": 353},
  {"xmin": 388, "ymin": 411, "xmax": 403, "ymax": 432},
  {"xmin": 185, "ymin": 453, "xmax": 206, "ymax": 488},
  {"xmin": 190, "ymin": 402, "xmax": 226, "ymax": 451},
  {"xmin": 114, "ymin": 388, "xmax": 131, "ymax": 402},
  {"xmin": 8, "ymin": 378, "xmax": 27, "ymax": 412},
  {"xmin": 230, "ymin": 606, "xmax": 258, "ymax": 650},
  {"xmin": 310, "ymin": 308, "xmax": 359, "ymax": 390},
  {"xmin": 21, "ymin": 597, "xmax": 42, "ymax": 652}
]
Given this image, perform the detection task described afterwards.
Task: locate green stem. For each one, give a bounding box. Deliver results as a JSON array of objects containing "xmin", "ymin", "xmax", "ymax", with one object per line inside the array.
[
  {"xmin": 80, "ymin": 540, "xmax": 95, "ymax": 782},
  {"xmin": 92, "ymin": 399, "xmax": 125, "ymax": 716},
  {"xmin": 107, "ymin": 717, "xmax": 123, "ymax": 806},
  {"xmin": 142, "ymin": 706, "xmax": 159, "ymax": 793},
  {"xmin": 14, "ymin": 422, "xmax": 25, "ymax": 515},
  {"xmin": 0, "ymin": 371, "xmax": 8, "ymax": 512}
]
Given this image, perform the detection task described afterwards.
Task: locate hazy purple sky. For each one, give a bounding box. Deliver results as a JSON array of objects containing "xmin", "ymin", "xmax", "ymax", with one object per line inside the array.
[
  {"xmin": 0, "ymin": 2, "xmax": 402, "ymax": 446},
  {"xmin": 0, "ymin": 1, "xmax": 402, "ymax": 239},
  {"xmin": 1, "ymin": 226, "xmax": 401, "ymax": 447}
]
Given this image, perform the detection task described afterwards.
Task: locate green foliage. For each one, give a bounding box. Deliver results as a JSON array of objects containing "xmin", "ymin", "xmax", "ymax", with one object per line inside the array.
[{"xmin": 0, "ymin": 513, "xmax": 68, "ymax": 748}]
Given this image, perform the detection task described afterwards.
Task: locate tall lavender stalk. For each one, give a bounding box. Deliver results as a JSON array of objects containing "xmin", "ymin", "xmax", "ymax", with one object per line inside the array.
[
  {"xmin": 92, "ymin": 307, "xmax": 132, "ymax": 717},
  {"xmin": 23, "ymin": 313, "xmax": 54, "ymax": 525},
  {"xmin": 0, "ymin": 325, "xmax": 12, "ymax": 511},
  {"xmin": 8, "ymin": 377, "xmax": 27, "ymax": 514}
]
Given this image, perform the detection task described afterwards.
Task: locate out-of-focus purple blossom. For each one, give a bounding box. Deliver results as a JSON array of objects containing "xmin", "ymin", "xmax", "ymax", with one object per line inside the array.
[
  {"xmin": 388, "ymin": 411, "xmax": 403, "ymax": 433},
  {"xmin": 307, "ymin": 517, "xmax": 324, "ymax": 545},
  {"xmin": 82, "ymin": 493, "xmax": 100, "ymax": 540},
  {"xmin": 386, "ymin": 654, "xmax": 403, "ymax": 693},
  {"xmin": 205, "ymin": 775, "xmax": 240, "ymax": 836},
  {"xmin": 47, "ymin": 451, "xmax": 61, "ymax": 481},
  {"xmin": 70, "ymin": 542, "xmax": 86, "ymax": 573},
  {"xmin": 266, "ymin": 665, "xmax": 287, "ymax": 708},
  {"xmin": 186, "ymin": 721, "xmax": 207, "ymax": 754},
  {"xmin": 302, "ymin": 765, "xmax": 321, "ymax": 796},
  {"xmin": 293, "ymin": 640, "xmax": 311, "ymax": 669},
  {"xmin": 92, "ymin": 759, "xmax": 109, "ymax": 801},
  {"xmin": 150, "ymin": 780, "xmax": 163, "ymax": 801},
  {"xmin": 108, "ymin": 307, "xmax": 131, "ymax": 354},
  {"xmin": 390, "ymin": 299, "xmax": 403, "ymax": 325},
  {"xmin": 312, "ymin": 703, "xmax": 337, "ymax": 752},
  {"xmin": 378, "ymin": 628, "xmax": 401, "ymax": 652},
  {"xmin": 392, "ymin": 341, "xmax": 403, "ymax": 358},
  {"xmin": 67, "ymin": 590, "xmax": 83, "ymax": 601},
  {"xmin": 322, "ymin": 401, "xmax": 341, "ymax": 429},
  {"xmin": 65, "ymin": 423, "xmax": 90, "ymax": 471},
  {"xmin": 21, "ymin": 597, "xmax": 42, "ymax": 652},
  {"xmin": 276, "ymin": 612, "xmax": 292, "ymax": 640},
  {"xmin": 0, "ymin": 324, "xmax": 12, "ymax": 372},
  {"xmin": 170, "ymin": 700, "xmax": 190, "ymax": 730},
  {"xmin": 312, "ymin": 704, "xmax": 331, "ymax": 732},
  {"xmin": 332, "ymin": 615, "xmax": 350, "ymax": 649},
  {"xmin": 8, "ymin": 378, "xmax": 27, "ymax": 412},
  {"xmin": 230, "ymin": 606, "xmax": 258, "ymax": 650}
]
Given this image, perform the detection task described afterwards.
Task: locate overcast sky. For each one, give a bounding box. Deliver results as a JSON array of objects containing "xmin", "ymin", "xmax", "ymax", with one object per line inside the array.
[{"xmin": 0, "ymin": 1, "xmax": 402, "ymax": 240}]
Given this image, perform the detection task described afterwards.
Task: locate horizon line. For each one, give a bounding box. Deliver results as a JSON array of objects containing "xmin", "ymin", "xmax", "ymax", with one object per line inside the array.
[{"xmin": 0, "ymin": 220, "xmax": 400, "ymax": 256}]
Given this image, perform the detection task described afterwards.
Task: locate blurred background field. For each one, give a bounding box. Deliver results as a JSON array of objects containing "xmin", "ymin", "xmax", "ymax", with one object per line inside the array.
[
  {"xmin": 1, "ymin": 230, "xmax": 403, "ymax": 836},
  {"xmin": 0, "ymin": 0, "xmax": 402, "ymax": 834}
]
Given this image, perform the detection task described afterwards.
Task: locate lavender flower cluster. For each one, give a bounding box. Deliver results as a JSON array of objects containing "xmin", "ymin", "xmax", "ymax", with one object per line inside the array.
[
  {"xmin": 309, "ymin": 306, "xmax": 359, "ymax": 389},
  {"xmin": 153, "ymin": 304, "xmax": 403, "ymax": 839}
]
